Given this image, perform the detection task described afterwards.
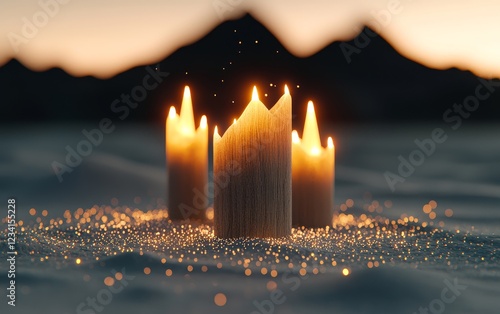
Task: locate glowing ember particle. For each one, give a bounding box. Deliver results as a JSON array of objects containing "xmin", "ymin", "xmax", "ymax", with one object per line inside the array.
[
  {"xmin": 429, "ymin": 200, "xmax": 437, "ymax": 209},
  {"xmin": 104, "ymin": 277, "xmax": 115, "ymax": 286},
  {"xmin": 445, "ymin": 209, "xmax": 454, "ymax": 217},
  {"xmin": 346, "ymin": 199, "xmax": 354, "ymax": 207},
  {"xmin": 214, "ymin": 293, "xmax": 227, "ymax": 306},
  {"xmin": 266, "ymin": 281, "xmax": 277, "ymax": 291},
  {"xmin": 206, "ymin": 207, "xmax": 214, "ymax": 220}
]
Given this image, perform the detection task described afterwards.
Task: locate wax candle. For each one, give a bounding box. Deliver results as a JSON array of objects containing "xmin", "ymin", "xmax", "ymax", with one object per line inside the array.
[
  {"xmin": 166, "ymin": 86, "xmax": 208, "ymax": 221},
  {"xmin": 292, "ymin": 101, "xmax": 334, "ymax": 227},
  {"xmin": 213, "ymin": 86, "xmax": 292, "ymax": 238}
]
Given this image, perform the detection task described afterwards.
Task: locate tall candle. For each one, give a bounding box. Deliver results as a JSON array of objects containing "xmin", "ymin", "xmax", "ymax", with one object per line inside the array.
[
  {"xmin": 292, "ymin": 101, "xmax": 334, "ymax": 227},
  {"xmin": 213, "ymin": 86, "xmax": 291, "ymax": 238},
  {"xmin": 166, "ymin": 86, "xmax": 208, "ymax": 221}
]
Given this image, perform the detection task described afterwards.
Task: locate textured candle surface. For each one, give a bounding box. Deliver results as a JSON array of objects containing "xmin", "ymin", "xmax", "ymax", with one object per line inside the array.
[{"xmin": 214, "ymin": 87, "xmax": 291, "ymax": 238}]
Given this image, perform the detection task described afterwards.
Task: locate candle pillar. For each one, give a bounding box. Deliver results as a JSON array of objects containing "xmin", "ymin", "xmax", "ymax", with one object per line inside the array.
[
  {"xmin": 166, "ymin": 86, "xmax": 208, "ymax": 221},
  {"xmin": 292, "ymin": 101, "xmax": 335, "ymax": 227},
  {"xmin": 213, "ymin": 86, "xmax": 291, "ymax": 238}
]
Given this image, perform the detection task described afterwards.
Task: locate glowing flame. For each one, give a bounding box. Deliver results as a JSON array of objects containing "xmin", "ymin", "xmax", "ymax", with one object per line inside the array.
[
  {"xmin": 179, "ymin": 86, "xmax": 195, "ymax": 135},
  {"xmin": 292, "ymin": 130, "xmax": 301, "ymax": 144},
  {"xmin": 214, "ymin": 85, "xmax": 290, "ymax": 142},
  {"xmin": 167, "ymin": 86, "xmax": 206, "ymax": 139},
  {"xmin": 284, "ymin": 85, "xmax": 290, "ymax": 95},
  {"xmin": 200, "ymin": 115, "xmax": 207, "ymax": 129},
  {"xmin": 168, "ymin": 106, "xmax": 177, "ymax": 120},
  {"xmin": 294, "ymin": 101, "xmax": 333, "ymax": 156},
  {"xmin": 302, "ymin": 101, "xmax": 322, "ymax": 156},
  {"xmin": 327, "ymin": 137, "xmax": 334, "ymax": 149},
  {"xmin": 252, "ymin": 86, "xmax": 259, "ymax": 101}
]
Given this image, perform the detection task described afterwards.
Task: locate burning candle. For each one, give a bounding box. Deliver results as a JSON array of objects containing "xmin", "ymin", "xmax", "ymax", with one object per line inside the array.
[
  {"xmin": 292, "ymin": 101, "xmax": 334, "ymax": 227},
  {"xmin": 166, "ymin": 86, "xmax": 208, "ymax": 221},
  {"xmin": 213, "ymin": 86, "xmax": 292, "ymax": 238}
]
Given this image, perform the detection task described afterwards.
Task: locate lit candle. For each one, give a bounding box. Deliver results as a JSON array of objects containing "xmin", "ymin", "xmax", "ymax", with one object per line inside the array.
[
  {"xmin": 166, "ymin": 86, "xmax": 208, "ymax": 221},
  {"xmin": 292, "ymin": 101, "xmax": 335, "ymax": 227},
  {"xmin": 213, "ymin": 86, "xmax": 291, "ymax": 238}
]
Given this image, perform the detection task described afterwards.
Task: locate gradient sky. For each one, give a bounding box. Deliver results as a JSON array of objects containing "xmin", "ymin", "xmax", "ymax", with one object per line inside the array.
[{"xmin": 1, "ymin": 14, "xmax": 499, "ymax": 129}]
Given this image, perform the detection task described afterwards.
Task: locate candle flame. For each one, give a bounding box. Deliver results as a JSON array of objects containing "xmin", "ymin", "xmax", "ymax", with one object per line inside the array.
[
  {"xmin": 168, "ymin": 106, "xmax": 177, "ymax": 119},
  {"xmin": 214, "ymin": 125, "xmax": 220, "ymax": 137},
  {"xmin": 327, "ymin": 137, "xmax": 334, "ymax": 149},
  {"xmin": 292, "ymin": 130, "xmax": 300, "ymax": 144},
  {"xmin": 302, "ymin": 101, "xmax": 322, "ymax": 156},
  {"xmin": 180, "ymin": 86, "xmax": 195, "ymax": 134},
  {"xmin": 216, "ymin": 86, "xmax": 290, "ymax": 141},
  {"xmin": 284, "ymin": 85, "xmax": 290, "ymax": 95},
  {"xmin": 200, "ymin": 115, "xmax": 207, "ymax": 129},
  {"xmin": 252, "ymin": 86, "xmax": 259, "ymax": 101}
]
